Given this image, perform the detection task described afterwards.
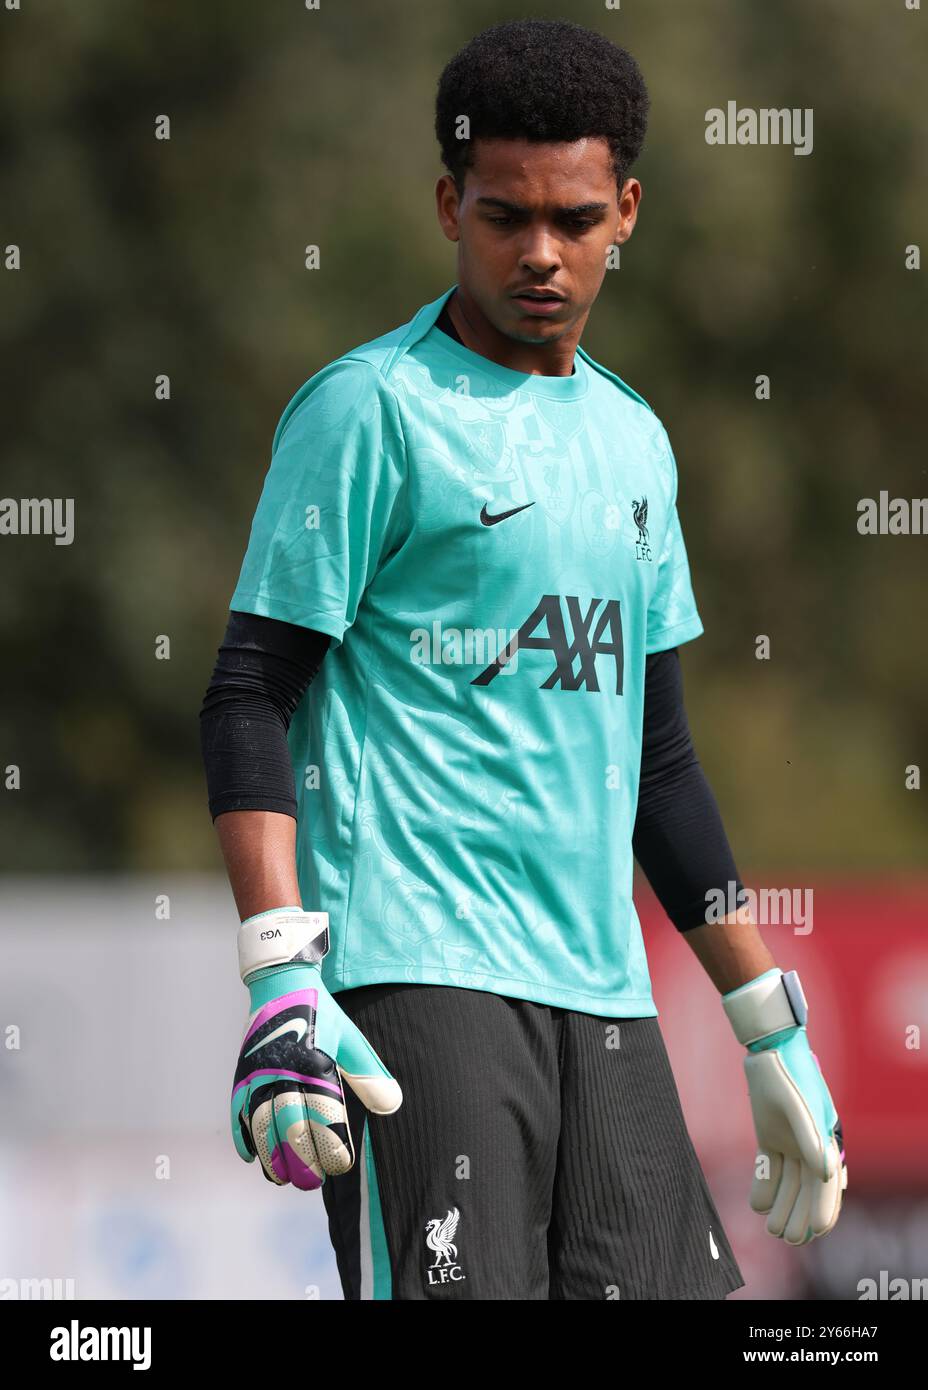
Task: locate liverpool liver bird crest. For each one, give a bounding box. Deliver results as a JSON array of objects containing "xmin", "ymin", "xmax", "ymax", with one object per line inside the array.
[
  {"xmin": 425, "ymin": 1207, "xmax": 460, "ymax": 1267},
  {"xmin": 632, "ymin": 496, "xmax": 649, "ymax": 545}
]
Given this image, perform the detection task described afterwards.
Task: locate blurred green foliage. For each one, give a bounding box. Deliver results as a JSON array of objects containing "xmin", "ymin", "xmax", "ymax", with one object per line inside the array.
[{"xmin": 1, "ymin": 0, "xmax": 925, "ymax": 874}]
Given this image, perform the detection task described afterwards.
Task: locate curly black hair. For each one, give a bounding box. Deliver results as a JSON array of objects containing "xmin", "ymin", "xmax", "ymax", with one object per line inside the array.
[{"xmin": 434, "ymin": 18, "xmax": 650, "ymax": 196}]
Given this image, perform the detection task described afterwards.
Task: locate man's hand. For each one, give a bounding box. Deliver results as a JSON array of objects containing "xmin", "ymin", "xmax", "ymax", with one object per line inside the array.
[
  {"xmin": 723, "ymin": 968, "xmax": 847, "ymax": 1245},
  {"xmin": 230, "ymin": 907, "xmax": 402, "ymax": 1190}
]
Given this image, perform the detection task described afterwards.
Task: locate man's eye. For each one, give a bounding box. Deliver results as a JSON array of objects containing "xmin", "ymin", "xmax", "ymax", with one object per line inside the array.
[
  {"xmin": 488, "ymin": 216, "xmax": 513, "ymax": 225},
  {"xmin": 567, "ymin": 218, "xmax": 596, "ymax": 230}
]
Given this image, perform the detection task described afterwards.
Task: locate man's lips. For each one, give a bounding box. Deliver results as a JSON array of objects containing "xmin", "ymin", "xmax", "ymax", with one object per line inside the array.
[
  {"xmin": 512, "ymin": 288, "xmax": 565, "ymax": 300},
  {"xmin": 512, "ymin": 289, "xmax": 566, "ymax": 316}
]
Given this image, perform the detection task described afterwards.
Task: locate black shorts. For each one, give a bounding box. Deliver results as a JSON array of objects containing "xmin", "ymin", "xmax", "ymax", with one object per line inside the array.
[{"xmin": 321, "ymin": 983, "xmax": 746, "ymax": 1300}]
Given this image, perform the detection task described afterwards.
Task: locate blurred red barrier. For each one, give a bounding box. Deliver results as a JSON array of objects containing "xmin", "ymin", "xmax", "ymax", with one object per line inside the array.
[{"xmin": 638, "ymin": 878, "xmax": 928, "ymax": 1189}]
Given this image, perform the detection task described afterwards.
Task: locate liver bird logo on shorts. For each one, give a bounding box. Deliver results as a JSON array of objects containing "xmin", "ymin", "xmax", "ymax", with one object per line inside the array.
[{"xmin": 425, "ymin": 1207, "xmax": 460, "ymax": 1267}]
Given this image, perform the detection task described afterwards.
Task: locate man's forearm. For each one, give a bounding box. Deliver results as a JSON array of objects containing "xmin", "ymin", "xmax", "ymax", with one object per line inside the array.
[
  {"xmin": 681, "ymin": 913, "xmax": 777, "ymax": 995},
  {"xmin": 215, "ymin": 809, "xmax": 302, "ymax": 922},
  {"xmin": 200, "ymin": 613, "xmax": 333, "ymax": 921}
]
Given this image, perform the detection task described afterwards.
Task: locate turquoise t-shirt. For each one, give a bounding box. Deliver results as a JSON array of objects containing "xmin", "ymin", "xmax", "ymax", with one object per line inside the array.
[{"xmin": 230, "ymin": 285, "xmax": 704, "ymax": 1016}]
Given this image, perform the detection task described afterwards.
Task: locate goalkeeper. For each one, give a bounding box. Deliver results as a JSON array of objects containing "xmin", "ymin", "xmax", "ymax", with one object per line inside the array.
[{"xmin": 200, "ymin": 19, "xmax": 845, "ymax": 1300}]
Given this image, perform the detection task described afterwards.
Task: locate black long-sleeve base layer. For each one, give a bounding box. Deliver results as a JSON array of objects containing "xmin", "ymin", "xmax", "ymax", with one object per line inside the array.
[{"xmin": 199, "ymin": 610, "xmax": 745, "ymax": 932}]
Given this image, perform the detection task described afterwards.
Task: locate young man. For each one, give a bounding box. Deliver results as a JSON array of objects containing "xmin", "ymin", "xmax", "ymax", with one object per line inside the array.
[{"xmin": 201, "ymin": 19, "xmax": 846, "ymax": 1300}]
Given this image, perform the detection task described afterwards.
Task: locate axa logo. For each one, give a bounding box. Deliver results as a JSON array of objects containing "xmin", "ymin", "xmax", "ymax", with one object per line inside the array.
[
  {"xmin": 632, "ymin": 496, "xmax": 652, "ymax": 561},
  {"xmin": 425, "ymin": 1207, "xmax": 466, "ymax": 1285},
  {"xmin": 472, "ymin": 594, "xmax": 624, "ymax": 693}
]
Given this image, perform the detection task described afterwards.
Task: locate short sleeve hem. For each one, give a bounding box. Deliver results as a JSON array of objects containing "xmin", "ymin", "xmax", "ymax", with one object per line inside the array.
[
  {"xmin": 230, "ymin": 590, "xmax": 348, "ymax": 642},
  {"xmin": 645, "ymin": 614, "xmax": 704, "ymax": 655}
]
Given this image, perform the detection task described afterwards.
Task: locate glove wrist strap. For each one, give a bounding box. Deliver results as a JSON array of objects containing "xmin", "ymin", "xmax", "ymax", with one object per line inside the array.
[
  {"xmin": 722, "ymin": 967, "xmax": 808, "ymax": 1046},
  {"xmin": 237, "ymin": 906, "xmax": 330, "ymax": 982}
]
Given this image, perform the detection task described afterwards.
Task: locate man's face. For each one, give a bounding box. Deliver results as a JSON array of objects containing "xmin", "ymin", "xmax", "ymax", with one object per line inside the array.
[{"xmin": 436, "ymin": 136, "xmax": 640, "ymax": 346}]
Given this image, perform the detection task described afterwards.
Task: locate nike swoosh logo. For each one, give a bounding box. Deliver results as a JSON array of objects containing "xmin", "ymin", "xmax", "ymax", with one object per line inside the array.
[
  {"xmin": 708, "ymin": 1228, "xmax": 720, "ymax": 1259},
  {"xmin": 244, "ymin": 1017, "xmax": 309, "ymax": 1058},
  {"xmin": 479, "ymin": 501, "xmax": 535, "ymax": 527}
]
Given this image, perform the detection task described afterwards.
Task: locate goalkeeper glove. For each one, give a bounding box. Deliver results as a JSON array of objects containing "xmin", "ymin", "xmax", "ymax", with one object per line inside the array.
[
  {"xmin": 230, "ymin": 906, "xmax": 402, "ymax": 1190},
  {"xmin": 723, "ymin": 967, "xmax": 847, "ymax": 1245}
]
